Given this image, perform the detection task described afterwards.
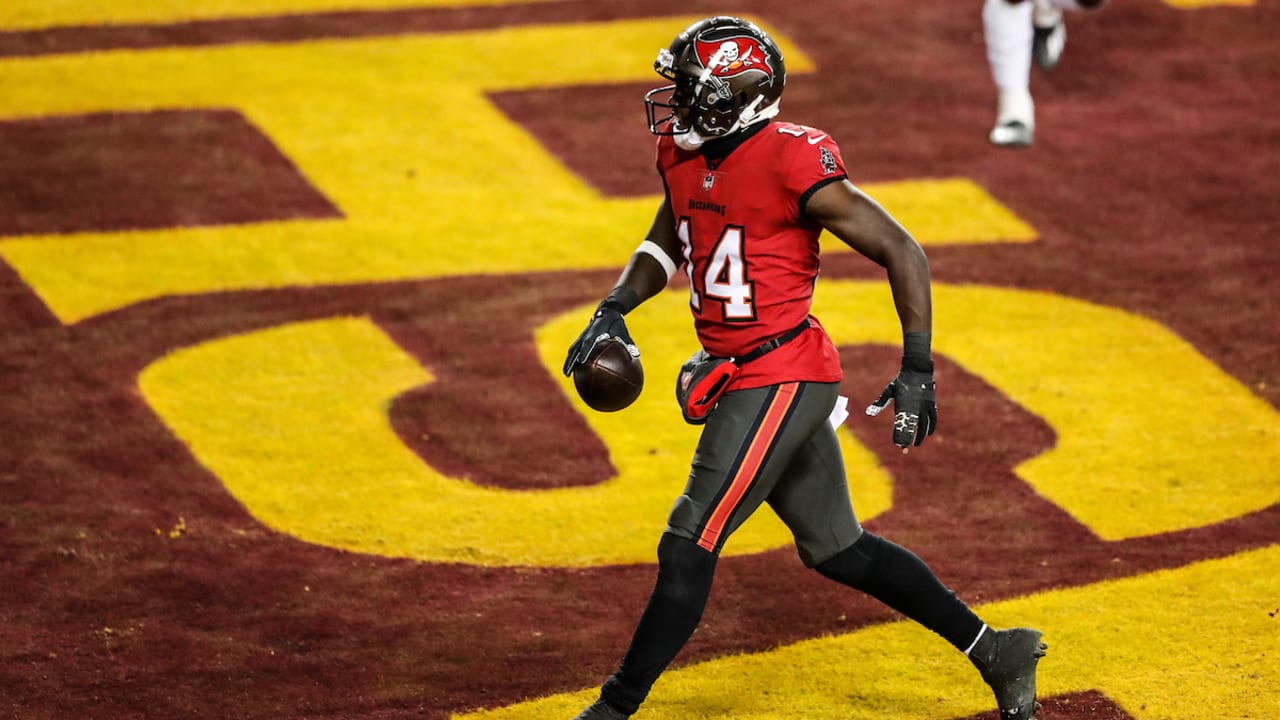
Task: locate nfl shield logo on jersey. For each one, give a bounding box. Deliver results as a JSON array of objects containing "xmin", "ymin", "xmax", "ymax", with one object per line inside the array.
[{"xmin": 703, "ymin": 174, "xmax": 715, "ymax": 191}]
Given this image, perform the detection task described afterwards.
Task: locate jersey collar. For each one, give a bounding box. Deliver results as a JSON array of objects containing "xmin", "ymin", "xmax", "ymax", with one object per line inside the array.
[{"xmin": 700, "ymin": 120, "xmax": 771, "ymax": 167}]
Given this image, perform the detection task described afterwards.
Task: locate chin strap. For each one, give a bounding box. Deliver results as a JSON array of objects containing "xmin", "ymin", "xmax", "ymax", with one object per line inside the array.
[
  {"xmin": 736, "ymin": 96, "xmax": 781, "ymax": 130},
  {"xmin": 673, "ymin": 128, "xmax": 708, "ymax": 151}
]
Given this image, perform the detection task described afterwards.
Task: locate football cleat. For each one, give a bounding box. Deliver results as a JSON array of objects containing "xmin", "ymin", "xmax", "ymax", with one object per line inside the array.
[
  {"xmin": 1033, "ymin": 21, "xmax": 1066, "ymax": 70},
  {"xmin": 977, "ymin": 628, "xmax": 1048, "ymax": 720},
  {"xmin": 990, "ymin": 88, "xmax": 1035, "ymax": 148},
  {"xmin": 571, "ymin": 699, "xmax": 629, "ymax": 720},
  {"xmin": 990, "ymin": 120, "xmax": 1034, "ymax": 148}
]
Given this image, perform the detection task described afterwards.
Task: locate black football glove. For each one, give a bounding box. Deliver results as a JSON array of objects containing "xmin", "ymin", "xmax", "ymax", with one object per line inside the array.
[
  {"xmin": 865, "ymin": 367, "xmax": 937, "ymax": 449},
  {"xmin": 562, "ymin": 305, "xmax": 639, "ymax": 377}
]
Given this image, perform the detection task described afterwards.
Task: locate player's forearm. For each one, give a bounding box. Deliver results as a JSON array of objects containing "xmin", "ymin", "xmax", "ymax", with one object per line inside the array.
[
  {"xmin": 604, "ymin": 248, "xmax": 673, "ymax": 314},
  {"xmin": 884, "ymin": 239, "xmax": 933, "ymax": 336}
]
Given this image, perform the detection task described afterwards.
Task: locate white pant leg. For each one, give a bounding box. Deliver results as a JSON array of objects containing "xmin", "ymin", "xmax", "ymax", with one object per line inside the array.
[
  {"xmin": 983, "ymin": 0, "xmax": 1035, "ymax": 127},
  {"xmin": 983, "ymin": 0, "xmax": 1033, "ymax": 93},
  {"xmin": 1034, "ymin": 0, "xmax": 1063, "ymax": 28}
]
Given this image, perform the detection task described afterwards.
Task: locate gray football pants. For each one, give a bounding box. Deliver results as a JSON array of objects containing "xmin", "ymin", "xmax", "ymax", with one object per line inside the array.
[{"xmin": 665, "ymin": 380, "xmax": 863, "ymax": 567}]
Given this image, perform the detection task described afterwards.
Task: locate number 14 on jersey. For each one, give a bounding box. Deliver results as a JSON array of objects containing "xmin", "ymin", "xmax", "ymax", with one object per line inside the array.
[{"xmin": 677, "ymin": 217, "xmax": 756, "ymax": 320}]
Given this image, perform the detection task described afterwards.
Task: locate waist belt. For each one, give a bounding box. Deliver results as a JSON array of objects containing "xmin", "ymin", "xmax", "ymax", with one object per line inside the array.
[{"xmin": 734, "ymin": 318, "xmax": 811, "ymax": 366}]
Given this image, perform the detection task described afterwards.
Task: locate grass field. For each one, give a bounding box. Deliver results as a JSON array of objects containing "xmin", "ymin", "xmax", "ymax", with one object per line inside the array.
[{"xmin": 1, "ymin": 2, "xmax": 1277, "ymax": 719}]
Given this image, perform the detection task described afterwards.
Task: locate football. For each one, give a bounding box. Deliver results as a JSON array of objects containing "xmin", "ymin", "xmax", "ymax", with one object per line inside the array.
[{"xmin": 573, "ymin": 338, "xmax": 644, "ymax": 412}]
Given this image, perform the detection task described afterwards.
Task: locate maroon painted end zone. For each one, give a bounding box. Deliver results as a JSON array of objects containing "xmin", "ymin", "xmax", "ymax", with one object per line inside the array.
[
  {"xmin": 961, "ymin": 691, "xmax": 1138, "ymax": 720},
  {"xmin": 0, "ymin": 1, "xmax": 1277, "ymax": 719},
  {"xmin": 0, "ymin": 109, "xmax": 341, "ymax": 237},
  {"xmin": 0, "ymin": 2, "xmax": 672, "ymax": 59}
]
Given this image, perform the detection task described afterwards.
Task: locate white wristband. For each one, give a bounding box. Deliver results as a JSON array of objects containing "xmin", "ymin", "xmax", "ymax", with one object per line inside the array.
[{"xmin": 637, "ymin": 240, "xmax": 678, "ymax": 281}]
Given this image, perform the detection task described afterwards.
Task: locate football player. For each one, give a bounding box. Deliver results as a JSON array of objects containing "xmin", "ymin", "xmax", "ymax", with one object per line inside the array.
[
  {"xmin": 984, "ymin": 0, "xmax": 1109, "ymax": 147},
  {"xmin": 563, "ymin": 16, "xmax": 1047, "ymax": 720}
]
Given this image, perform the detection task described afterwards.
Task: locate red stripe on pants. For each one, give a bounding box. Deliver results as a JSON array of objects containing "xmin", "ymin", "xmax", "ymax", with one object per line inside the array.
[{"xmin": 696, "ymin": 383, "xmax": 799, "ymax": 552}]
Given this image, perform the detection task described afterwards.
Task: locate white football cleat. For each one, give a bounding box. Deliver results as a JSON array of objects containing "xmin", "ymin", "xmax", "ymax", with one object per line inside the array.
[
  {"xmin": 990, "ymin": 121, "xmax": 1034, "ymax": 148},
  {"xmin": 989, "ymin": 89, "xmax": 1036, "ymax": 148}
]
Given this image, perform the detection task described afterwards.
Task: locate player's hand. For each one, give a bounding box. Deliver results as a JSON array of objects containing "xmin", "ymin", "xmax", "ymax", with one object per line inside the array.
[
  {"xmin": 562, "ymin": 306, "xmax": 639, "ymax": 377},
  {"xmin": 864, "ymin": 369, "xmax": 937, "ymax": 449}
]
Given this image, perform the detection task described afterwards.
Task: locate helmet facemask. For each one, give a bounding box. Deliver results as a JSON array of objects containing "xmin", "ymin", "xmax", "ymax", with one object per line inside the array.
[{"xmin": 644, "ymin": 17, "xmax": 786, "ymax": 150}]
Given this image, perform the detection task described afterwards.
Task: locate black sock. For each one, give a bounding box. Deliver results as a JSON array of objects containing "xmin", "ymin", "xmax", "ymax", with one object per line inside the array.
[
  {"xmin": 967, "ymin": 625, "xmax": 999, "ymax": 671},
  {"xmin": 816, "ymin": 531, "xmax": 984, "ymax": 651},
  {"xmin": 601, "ymin": 533, "xmax": 718, "ymax": 715}
]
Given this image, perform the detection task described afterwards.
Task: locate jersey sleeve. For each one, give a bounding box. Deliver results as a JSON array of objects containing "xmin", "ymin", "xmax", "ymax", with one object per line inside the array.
[{"xmin": 778, "ymin": 127, "xmax": 848, "ymax": 214}]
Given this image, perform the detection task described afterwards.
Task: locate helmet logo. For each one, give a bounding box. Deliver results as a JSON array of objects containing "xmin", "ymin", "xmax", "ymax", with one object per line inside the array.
[{"xmin": 694, "ymin": 36, "xmax": 774, "ymax": 80}]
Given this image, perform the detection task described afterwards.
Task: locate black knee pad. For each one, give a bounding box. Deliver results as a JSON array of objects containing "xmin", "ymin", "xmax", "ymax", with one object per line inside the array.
[
  {"xmin": 657, "ymin": 531, "xmax": 717, "ymax": 570},
  {"xmin": 815, "ymin": 531, "xmax": 880, "ymax": 588},
  {"xmin": 653, "ymin": 533, "xmax": 718, "ymax": 617}
]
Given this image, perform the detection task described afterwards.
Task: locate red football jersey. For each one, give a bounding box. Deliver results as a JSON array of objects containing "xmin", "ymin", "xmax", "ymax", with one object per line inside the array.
[{"xmin": 657, "ymin": 121, "xmax": 847, "ymax": 390}]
